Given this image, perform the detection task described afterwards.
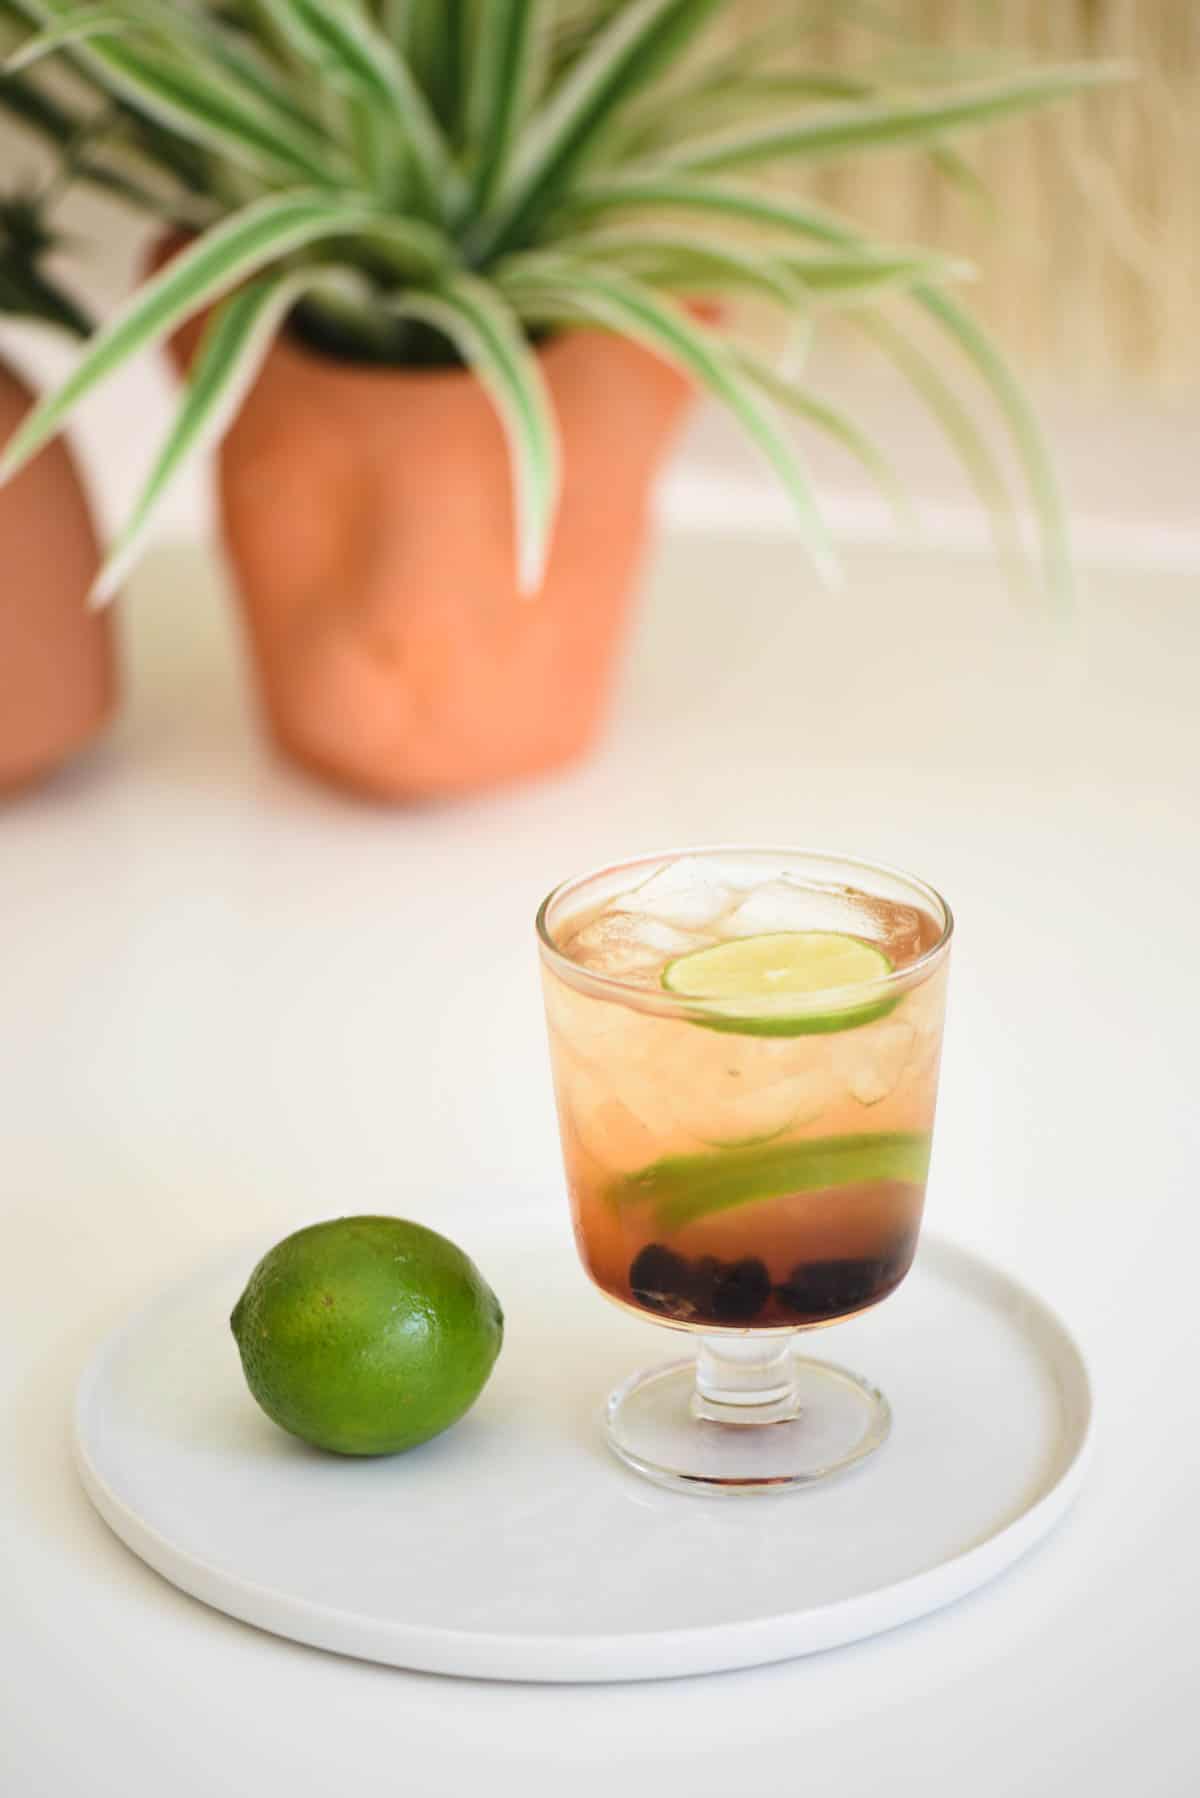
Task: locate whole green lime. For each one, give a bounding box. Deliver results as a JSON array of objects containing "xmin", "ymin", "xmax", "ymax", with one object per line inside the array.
[{"xmin": 230, "ymin": 1216, "xmax": 503, "ymax": 1456}]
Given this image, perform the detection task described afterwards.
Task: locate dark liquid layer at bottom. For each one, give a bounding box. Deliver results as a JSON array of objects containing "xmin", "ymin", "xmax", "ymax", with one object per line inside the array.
[{"xmin": 619, "ymin": 1233, "xmax": 918, "ymax": 1330}]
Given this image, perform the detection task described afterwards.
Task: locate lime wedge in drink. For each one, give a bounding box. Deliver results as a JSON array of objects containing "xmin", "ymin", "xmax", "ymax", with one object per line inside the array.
[
  {"xmin": 662, "ymin": 931, "xmax": 896, "ymax": 1036},
  {"xmin": 613, "ymin": 1131, "xmax": 932, "ymax": 1232}
]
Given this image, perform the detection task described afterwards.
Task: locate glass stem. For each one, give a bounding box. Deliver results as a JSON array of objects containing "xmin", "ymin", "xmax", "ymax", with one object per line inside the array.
[{"xmin": 691, "ymin": 1334, "xmax": 802, "ymax": 1426}]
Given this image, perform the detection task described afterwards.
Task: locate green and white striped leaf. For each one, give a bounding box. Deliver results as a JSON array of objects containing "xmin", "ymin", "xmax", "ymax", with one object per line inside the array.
[
  {"xmin": 174, "ymin": 5, "xmax": 332, "ymax": 145},
  {"xmin": 474, "ymin": 0, "xmax": 728, "ymax": 257},
  {"xmin": 778, "ymin": 248, "xmax": 969, "ymax": 295},
  {"xmin": 850, "ymin": 306, "xmax": 1022, "ymax": 577},
  {"xmin": 929, "ymin": 143, "xmax": 997, "ymax": 219},
  {"xmin": 398, "ymin": 0, "xmax": 465, "ymax": 123},
  {"xmin": 649, "ymin": 62, "xmax": 1128, "ymax": 175},
  {"xmin": 91, "ymin": 268, "xmax": 321, "ymax": 605},
  {"xmin": 544, "ymin": 229, "xmax": 806, "ymax": 314},
  {"xmin": 547, "ymin": 0, "xmax": 629, "ymax": 73},
  {"xmin": 616, "ymin": 64, "xmax": 875, "ymax": 157},
  {"xmin": 559, "ymin": 170, "xmax": 1059, "ymax": 592},
  {"xmin": 499, "ymin": 256, "xmax": 839, "ymax": 586},
  {"xmin": 379, "ymin": 0, "xmax": 413, "ymax": 48},
  {"xmin": 106, "ymin": 42, "xmax": 340, "ymax": 181},
  {"xmin": 548, "ymin": 227, "xmax": 960, "ymax": 306},
  {"xmin": 915, "ymin": 284, "xmax": 1071, "ymax": 602},
  {"xmin": 0, "ymin": 191, "xmax": 448, "ymax": 485},
  {"xmin": 246, "ymin": 0, "xmax": 404, "ymax": 104},
  {"xmin": 415, "ymin": 0, "xmax": 472, "ymax": 142},
  {"xmin": 385, "ymin": 272, "xmax": 561, "ymax": 594},
  {"xmin": 732, "ymin": 346, "xmax": 913, "ymax": 533},
  {"xmin": 61, "ymin": 0, "xmax": 331, "ymax": 146},
  {"xmin": 7, "ymin": 0, "xmax": 330, "ymax": 155},
  {"xmin": 464, "ymin": 0, "xmax": 542, "ymax": 213},
  {"xmin": 3, "ymin": 6, "xmax": 128, "ymax": 73},
  {"xmin": 656, "ymin": 13, "xmax": 832, "ymax": 99},
  {"xmin": 7, "ymin": 0, "xmax": 342, "ymax": 181},
  {"xmin": 559, "ymin": 173, "xmax": 876, "ymax": 252},
  {"xmin": 250, "ymin": 0, "xmax": 455, "ymax": 210}
]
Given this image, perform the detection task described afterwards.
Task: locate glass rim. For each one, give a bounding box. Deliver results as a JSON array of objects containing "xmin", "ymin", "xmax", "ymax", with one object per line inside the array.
[{"xmin": 535, "ymin": 844, "xmax": 953, "ymax": 1019}]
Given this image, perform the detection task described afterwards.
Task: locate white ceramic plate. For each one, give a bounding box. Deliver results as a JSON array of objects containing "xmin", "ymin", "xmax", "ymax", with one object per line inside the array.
[{"xmin": 75, "ymin": 1193, "xmax": 1092, "ymax": 1683}]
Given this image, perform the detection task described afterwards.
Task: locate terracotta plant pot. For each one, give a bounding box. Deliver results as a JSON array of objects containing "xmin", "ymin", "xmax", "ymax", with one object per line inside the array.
[
  {"xmin": 0, "ymin": 357, "xmax": 117, "ymax": 792},
  {"xmin": 167, "ymin": 294, "xmax": 694, "ymax": 799}
]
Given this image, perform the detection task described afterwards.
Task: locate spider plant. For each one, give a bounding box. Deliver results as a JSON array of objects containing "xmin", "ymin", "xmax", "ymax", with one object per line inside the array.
[{"xmin": 0, "ymin": 1, "xmax": 1121, "ymax": 601}]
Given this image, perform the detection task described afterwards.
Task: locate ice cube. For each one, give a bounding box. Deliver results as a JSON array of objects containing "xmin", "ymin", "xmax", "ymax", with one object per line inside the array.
[
  {"xmin": 908, "ymin": 1022, "xmax": 944, "ymax": 1084},
  {"xmin": 568, "ymin": 1087, "xmax": 663, "ymax": 1174},
  {"xmin": 687, "ymin": 1070, "xmax": 833, "ymax": 1145},
  {"xmin": 552, "ymin": 1038, "xmax": 666, "ymax": 1172},
  {"xmin": 723, "ymin": 877, "xmax": 925, "ymax": 964},
  {"xmin": 564, "ymin": 912, "xmax": 705, "ymax": 977},
  {"xmin": 722, "ymin": 877, "xmax": 835, "ymax": 936},
  {"xmin": 541, "ymin": 970, "xmax": 634, "ymax": 1057},
  {"xmin": 847, "ymin": 1022, "xmax": 915, "ymax": 1106},
  {"xmin": 609, "ymin": 859, "xmax": 737, "ymax": 928},
  {"xmin": 640, "ymin": 1022, "xmax": 833, "ymax": 1144}
]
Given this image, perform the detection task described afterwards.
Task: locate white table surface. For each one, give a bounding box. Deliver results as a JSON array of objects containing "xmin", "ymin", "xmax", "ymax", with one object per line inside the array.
[{"xmin": 2, "ymin": 528, "xmax": 1197, "ymax": 1796}]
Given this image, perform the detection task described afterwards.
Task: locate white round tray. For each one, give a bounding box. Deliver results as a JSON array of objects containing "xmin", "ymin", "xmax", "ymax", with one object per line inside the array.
[{"xmin": 75, "ymin": 1194, "xmax": 1092, "ymax": 1683}]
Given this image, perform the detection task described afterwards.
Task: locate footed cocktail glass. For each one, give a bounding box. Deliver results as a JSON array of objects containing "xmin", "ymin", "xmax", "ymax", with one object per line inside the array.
[{"xmin": 536, "ymin": 848, "xmax": 953, "ymax": 1494}]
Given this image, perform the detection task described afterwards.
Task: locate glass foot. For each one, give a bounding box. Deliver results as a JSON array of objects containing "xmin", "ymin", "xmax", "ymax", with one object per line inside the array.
[{"xmin": 605, "ymin": 1350, "xmax": 891, "ymax": 1495}]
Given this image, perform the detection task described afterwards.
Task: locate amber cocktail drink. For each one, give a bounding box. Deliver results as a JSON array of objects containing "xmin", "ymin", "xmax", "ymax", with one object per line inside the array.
[{"xmin": 537, "ymin": 849, "xmax": 952, "ymax": 1493}]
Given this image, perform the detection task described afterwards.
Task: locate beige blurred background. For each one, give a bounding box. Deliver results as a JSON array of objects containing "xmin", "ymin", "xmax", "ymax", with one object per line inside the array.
[{"xmin": 734, "ymin": 0, "xmax": 1200, "ymax": 392}]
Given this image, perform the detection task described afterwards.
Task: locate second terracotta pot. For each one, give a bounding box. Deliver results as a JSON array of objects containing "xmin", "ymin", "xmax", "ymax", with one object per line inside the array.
[
  {"xmin": 0, "ymin": 356, "xmax": 116, "ymax": 793},
  {"xmin": 174, "ymin": 314, "xmax": 693, "ymax": 800}
]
